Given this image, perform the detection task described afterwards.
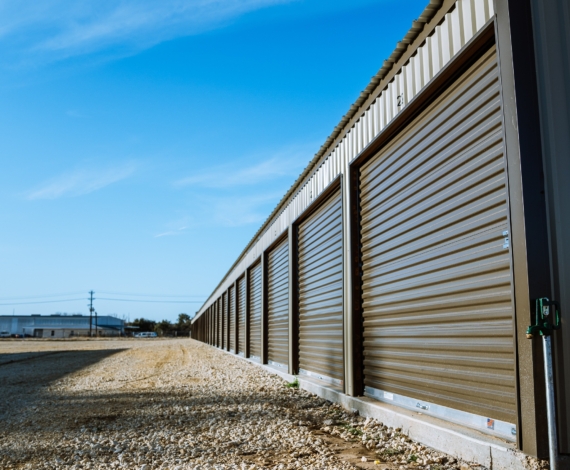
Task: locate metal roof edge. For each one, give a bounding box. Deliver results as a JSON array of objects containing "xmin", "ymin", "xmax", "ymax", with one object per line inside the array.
[{"xmin": 193, "ymin": 0, "xmax": 446, "ymax": 322}]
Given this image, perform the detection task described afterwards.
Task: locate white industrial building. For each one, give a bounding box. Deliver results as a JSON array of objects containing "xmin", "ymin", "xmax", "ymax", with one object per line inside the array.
[{"xmin": 0, "ymin": 314, "xmax": 124, "ymax": 337}]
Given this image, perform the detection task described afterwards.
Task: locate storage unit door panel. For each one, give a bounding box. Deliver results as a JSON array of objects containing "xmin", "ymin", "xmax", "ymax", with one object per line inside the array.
[
  {"xmin": 238, "ymin": 277, "xmax": 246, "ymax": 355},
  {"xmin": 218, "ymin": 298, "xmax": 222, "ymax": 348},
  {"xmin": 359, "ymin": 49, "xmax": 517, "ymax": 426},
  {"xmin": 249, "ymin": 262, "xmax": 262, "ymax": 360},
  {"xmin": 224, "ymin": 293, "xmax": 229, "ymax": 350},
  {"xmin": 229, "ymin": 286, "xmax": 235, "ymax": 352},
  {"xmin": 298, "ymin": 191, "xmax": 344, "ymax": 386},
  {"xmin": 267, "ymin": 239, "xmax": 289, "ymax": 369}
]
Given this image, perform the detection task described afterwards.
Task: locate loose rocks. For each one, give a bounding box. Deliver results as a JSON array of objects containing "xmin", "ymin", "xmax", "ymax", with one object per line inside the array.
[{"xmin": 0, "ymin": 339, "xmax": 548, "ymax": 470}]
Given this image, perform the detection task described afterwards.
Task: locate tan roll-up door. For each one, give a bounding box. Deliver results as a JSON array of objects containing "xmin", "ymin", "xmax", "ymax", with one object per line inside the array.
[
  {"xmin": 218, "ymin": 298, "xmax": 223, "ymax": 349},
  {"xmin": 238, "ymin": 276, "xmax": 246, "ymax": 356},
  {"xmin": 229, "ymin": 286, "xmax": 235, "ymax": 352},
  {"xmin": 298, "ymin": 190, "xmax": 344, "ymax": 388},
  {"xmin": 249, "ymin": 262, "xmax": 262, "ymax": 361},
  {"xmin": 267, "ymin": 238, "xmax": 289, "ymax": 370},
  {"xmin": 359, "ymin": 48, "xmax": 517, "ymax": 433},
  {"xmin": 212, "ymin": 305, "xmax": 215, "ymax": 346},
  {"xmin": 223, "ymin": 293, "xmax": 228, "ymax": 350},
  {"xmin": 209, "ymin": 308, "xmax": 213, "ymax": 345}
]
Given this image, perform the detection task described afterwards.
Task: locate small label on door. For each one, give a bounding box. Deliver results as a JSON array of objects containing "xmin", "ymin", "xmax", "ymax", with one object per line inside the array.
[
  {"xmin": 384, "ymin": 392, "xmax": 394, "ymax": 400},
  {"xmin": 487, "ymin": 418, "xmax": 495, "ymax": 430}
]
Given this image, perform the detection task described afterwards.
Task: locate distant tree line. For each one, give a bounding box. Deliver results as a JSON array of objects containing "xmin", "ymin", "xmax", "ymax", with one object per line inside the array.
[{"xmin": 128, "ymin": 313, "xmax": 192, "ymax": 337}]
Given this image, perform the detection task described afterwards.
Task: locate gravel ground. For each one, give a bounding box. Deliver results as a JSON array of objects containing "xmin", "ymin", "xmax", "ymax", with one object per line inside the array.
[{"xmin": 0, "ymin": 339, "xmax": 547, "ymax": 470}]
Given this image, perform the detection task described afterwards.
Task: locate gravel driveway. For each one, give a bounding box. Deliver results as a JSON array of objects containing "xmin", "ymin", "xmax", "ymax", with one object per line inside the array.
[{"xmin": 0, "ymin": 338, "xmax": 536, "ymax": 470}]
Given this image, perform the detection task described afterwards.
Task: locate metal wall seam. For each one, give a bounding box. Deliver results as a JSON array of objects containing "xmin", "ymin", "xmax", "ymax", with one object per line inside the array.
[{"xmin": 193, "ymin": 0, "xmax": 496, "ymax": 322}]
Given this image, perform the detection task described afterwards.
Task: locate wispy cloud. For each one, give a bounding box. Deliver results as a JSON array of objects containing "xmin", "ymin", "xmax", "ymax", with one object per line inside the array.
[
  {"xmin": 0, "ymin": 0, "xmax": 294, "ymax": 64},
  {"xmin": 154, "ymin": 226, "xmax": 188, "ymax": 238},
  {"xmin": 210, "ymin": 192, "xmax": 283, "ymax": 226},
  {"xmin": 173, "ymin": 145, "xmax": 311, "ymax": 189},
  {"xmin": 25, "ymin": 163, "xmax": 136, "ymax": 200}
]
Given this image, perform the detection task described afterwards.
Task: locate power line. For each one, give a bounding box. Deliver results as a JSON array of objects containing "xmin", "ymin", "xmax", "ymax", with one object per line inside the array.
[
  {"xmin": 0, "ymin": 298, "xmax": 86, "ymax": 306},
  {"xmin": 97, "ymin": 291, "xmax": 206, "ymax": 298},
  {"xmin": 97, "ymin": 298, "xmax": 204, "ymax": 303},
  {"xmin": 0, "ymin": 292, "xmax": 86, "ymax": 301},
  {"xmin": 0, "ymin": 296, "xmax": 205, "ymax": 306}
]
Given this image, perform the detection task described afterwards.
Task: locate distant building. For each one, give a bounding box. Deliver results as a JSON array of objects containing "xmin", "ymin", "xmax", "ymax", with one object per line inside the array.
[{"xmin": 0, "ymin": 314, "xmax": 124, "ymax": 337}]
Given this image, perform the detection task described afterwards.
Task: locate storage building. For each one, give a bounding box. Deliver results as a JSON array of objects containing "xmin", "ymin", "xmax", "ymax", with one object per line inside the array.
[
  {"xmin": 192, "ymin": 0, "xmax": 570, "ymax": 466},
  {"xmin": 0, "ymin": 314, "xmax": 125, "ymax": 337}
]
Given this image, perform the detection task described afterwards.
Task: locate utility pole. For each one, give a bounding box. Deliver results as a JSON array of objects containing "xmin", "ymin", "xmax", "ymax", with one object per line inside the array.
[{"xmin": 88, "ymin": 291, "xmax": 95, "ymax": 337}]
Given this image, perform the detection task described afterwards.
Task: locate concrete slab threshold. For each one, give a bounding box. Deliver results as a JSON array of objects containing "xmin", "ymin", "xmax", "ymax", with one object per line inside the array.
[{"xmin": 230, "ymin": 352, "xmax": 532, "ymax": 470}]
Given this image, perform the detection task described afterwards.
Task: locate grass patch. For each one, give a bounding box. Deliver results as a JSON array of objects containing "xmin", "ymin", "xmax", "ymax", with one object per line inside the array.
[
  {"xmin": 340, "ymin": 424, "xmax": 362, "ymax": 436},
  {"xmin": 286, "ymin": 377, "xmax": 299, "ymax": 389},
  {"xmin": 408, "ymin": 454, "xmax": 418, "ymax": 462}
]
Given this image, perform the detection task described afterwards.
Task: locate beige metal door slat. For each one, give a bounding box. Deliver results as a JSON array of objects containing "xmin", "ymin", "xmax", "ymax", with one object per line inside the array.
[
  {"xmin": 249, "ymin": 262, "xmax": 262, "ymax": 360},
  {"xmin": 267, "ymin": 238, "xmax": 289, "ymax": 369},
  {"xmin": 359, "ymin": 48, "xmax": 517, "ymax": 429},
  {"xmin": 298, "ymin": 191, "xmax": 344, "ymax": 387}
]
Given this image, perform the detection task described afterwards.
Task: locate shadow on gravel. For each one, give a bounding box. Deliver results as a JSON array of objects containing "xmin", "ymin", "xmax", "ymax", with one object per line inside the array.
[
  {"xmin": 0, "ymin": 349, "xmax": 126, "ymax": 420},
  {"xmin": 1, "ymin": 385, "xmax": 328, "ymax": 436}
]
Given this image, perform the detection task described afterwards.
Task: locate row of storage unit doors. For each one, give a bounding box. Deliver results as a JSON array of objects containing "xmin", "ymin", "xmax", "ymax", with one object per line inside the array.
[
  {"xmin": 195, "ymin": 189, "xmax": 345, "ymax": 388},
  {"xmin": 192, "ymin": 47, "xmax": 517, "ymax": 440}
]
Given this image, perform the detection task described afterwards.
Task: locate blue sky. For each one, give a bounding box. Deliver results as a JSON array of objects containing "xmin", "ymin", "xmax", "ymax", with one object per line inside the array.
[{"xmin": 0, "ymin": 0, "xmax": 428, "ymax": 322}]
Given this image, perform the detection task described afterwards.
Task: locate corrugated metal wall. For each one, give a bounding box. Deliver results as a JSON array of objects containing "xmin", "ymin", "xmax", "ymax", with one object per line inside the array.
[
  {"xmin": 191, "ymin": 0, "xmax": 526, "ymax": 443},
  {"xmin": 238, "ymin": 276, "xmax": 246, "ymax": 356},
  {"xmin": 229, "ymin": 285, "xmax": 235, "ymax": 353},
  {"xmin": 249, "ymin": 262, "xmax": 262, "ymax": 361},
  {"xmin": 267, "ymin": 238, "xmax": 289, "ymax": 369},
  {"xmin": 359, "ymin": 48, "xmax": 517, "ymax": 425},
  {"xmin": 298, "ymin": 191, "xmax": 344, "ymax": 387}
]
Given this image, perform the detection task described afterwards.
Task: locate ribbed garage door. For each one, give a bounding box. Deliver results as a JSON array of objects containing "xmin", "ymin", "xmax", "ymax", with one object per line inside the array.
[
  {"xmin": 249, "ymin": 262, "xmax": 262, "ymax": 361},
  {"xmin": 298, "ymin": 191, "xmax": 344, "ymax": 388},
  {"xmin": 208, "ymin": 309, "xmax": 211, "ymax": 345},
  {"xmin": 213, "ymin": 305, "xmax": 216, "ymax": 346},
  {"xmin": 237, "ymin": 276, "xmax": 246, "ymax": 356},
  {"xmin": 267, "ymin": 238, "xmax": 289, "ymax": 369},
  {"xmin": 359, "ymin": 48, "xmax": 517, "ymax": 430},
  {"xmin": 218, "ymin": 298, "xmax": 223, "ymax": 349},
  {"xmin": 223, "ymin": 294, "xmax": 228, "ymax": 350},
  {"xmin": 229, "ymin": 286, "xmax": 235, "ymax": 353}
]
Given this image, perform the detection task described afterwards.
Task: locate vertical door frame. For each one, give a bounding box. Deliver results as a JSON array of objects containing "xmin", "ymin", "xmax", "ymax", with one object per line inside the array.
[
  {"xmin": 288, "ymin": 224, "xmax": 299, "ymax": 376},
  {"xmin": 261, "ymin": 251, "xmax": 268, "ymax": 364},
  {"xmin": 245, "ymin": 268, "xmax": 251, "ymax": 358},
  {"xmin": 234, "ymin": 278, "xmax": 239, "ymax": 355},
  {"xmin": 494, "ymin": 0, "xmax": 552, "ymax": 456}
]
